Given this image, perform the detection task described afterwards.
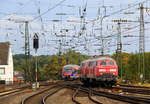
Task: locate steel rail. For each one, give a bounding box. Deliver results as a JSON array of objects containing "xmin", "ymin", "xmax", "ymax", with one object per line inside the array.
[
  {"xmin": 0, "ymin": 85, "xmax": 31, "ymax": 97},
  {"xmin": 21, "ymin": 81, "xmax": 67, "ymax": 104},
  {"xmin": 68, "ymin": 85, "xmax": 150, "ymax": 104},
  {"xmin": 42, "ymin": 87, "xmax": 64, "ymax": 104},
  {"xmin": 0, "ymin": 84, "xmax": 31, "ymax": 93},
  {"xmin": 72, "ymin": 87, "xmax": 81, "ymax": 104},
  {"xmin": 67, "ymin": 85, "xmax": 102, "ymax": 104},
  {"xmin": 0, "ymin": 81, "xmax": 53, "ymax": 97},
  {"xmin": 117, "ymin": 84, "xmax": 150, "ymax": 89},
  {"xmin": 88, "ymin": 88, "xmax": 102, "ymax": 104},
  {"xmin": 21, "ymin": 85, "xmax": 59, "ymax": 104},
  {"xmin": 91, "ymin": 88, "xmax": 150, "ymax": 104},
  {"xmin": 113, "ymin": 86, "xmax": 150, "ymax": 95}
]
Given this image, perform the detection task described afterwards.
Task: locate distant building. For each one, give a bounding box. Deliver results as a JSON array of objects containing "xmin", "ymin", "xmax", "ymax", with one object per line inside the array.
[{"xmin": 0, "ymin": 42, "xmax": 13, "ymax": 84}]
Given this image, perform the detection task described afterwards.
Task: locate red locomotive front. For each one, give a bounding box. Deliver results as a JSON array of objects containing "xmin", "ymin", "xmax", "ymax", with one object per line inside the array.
[{"xmin": 62, "ymin": 65, "xmax": 80, "ymax": 80}]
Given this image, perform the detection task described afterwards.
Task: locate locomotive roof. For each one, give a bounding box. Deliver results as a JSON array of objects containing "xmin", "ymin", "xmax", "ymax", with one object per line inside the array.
[
  {"xmin": 93, "ymin": 57, "xmax": 114, "ymax": 61},
  {"xmin": 81, "ymin": 57, "xmax": 115, "ymax": 63}
]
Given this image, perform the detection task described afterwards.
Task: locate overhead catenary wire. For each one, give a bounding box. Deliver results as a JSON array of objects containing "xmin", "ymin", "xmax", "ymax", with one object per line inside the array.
[
  {"xmin": 31, "ymin": 0, "xmax": 67, "ymax": 22},
  {"xmin": 2, "ymin": 0, "xmax": 150, "ymax": 55},
  {"xmin": 90, "ymin": 0, "xmax": 150, "ymax": 23},
  {"xmin": 107, "ymin": 0, "xmax": 149, "ymax": 17}
]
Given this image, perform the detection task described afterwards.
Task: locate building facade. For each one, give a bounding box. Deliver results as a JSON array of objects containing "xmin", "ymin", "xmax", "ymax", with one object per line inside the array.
[{"xmin": 0, "ymin": 42, "xmax": 13, "ymax": 84}]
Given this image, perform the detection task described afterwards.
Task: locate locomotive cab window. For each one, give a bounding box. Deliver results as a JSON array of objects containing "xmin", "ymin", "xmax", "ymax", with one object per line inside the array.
[
  {"xmin": 100, "ymin": 61, "xmax": 106, "ymax": 65},
  {"xmin": 107, "ymin": 61, "xmax": 114, "ymax": 65},
  {"xmin": 64, "ymin": 68, "xmax": 72, "ymax": 73},
  {"xmin": 76, "ymin": 70, "xmax": 80, "ymax": 73}
]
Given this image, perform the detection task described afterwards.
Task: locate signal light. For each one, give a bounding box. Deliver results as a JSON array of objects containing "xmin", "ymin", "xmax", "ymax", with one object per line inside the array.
[{"xmin": 33, "ymin": 33, "xmax": 39, "ymax": 50}]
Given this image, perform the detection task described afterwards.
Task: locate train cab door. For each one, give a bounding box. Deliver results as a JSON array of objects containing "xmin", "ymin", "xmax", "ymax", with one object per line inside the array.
[
  {"xmin": 84, "ymin": 62, "xmax": 88, "ymax": 77},
  {"xmin": 88, "ymin": 61, "xmax": 92, "ymax": 78},
  {"xmin": 80, "ymin": 63, "xmax": 84, "ymax": 77},
  {"xmin": 89, "ymin": 61, "xmax": 96, "ymax": 78},
  {"xmin": 92, "ymin": 61, "xmax": 97, "ymax": 78}
]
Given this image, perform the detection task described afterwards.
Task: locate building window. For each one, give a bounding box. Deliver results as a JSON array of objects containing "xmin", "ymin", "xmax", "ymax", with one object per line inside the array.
[{"xmin": 0, "ymin": 67, "xmax": 5, "ymax": 75}]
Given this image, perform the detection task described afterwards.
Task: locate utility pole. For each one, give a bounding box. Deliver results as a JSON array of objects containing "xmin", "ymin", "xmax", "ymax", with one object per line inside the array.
[
  {"xmin": 79, "ymin": 1, "xmax": 87, "ymax": 36},
  {"xmin": 58, "ymin": 39, "xmax": 62, "ymax": 64},
  {"xmin": 112, "ymin": 19, "xmax": 128, "ymax": 79},
  {"xmin": 139, "ymin": 4, "xmax": 145, "ymax": 82},
  {"xmin": 100, "ymin": 17, "xmax": 104, "ymax": 55},
  {"xmin": 24, "ymin": 21, "xmax": 30, "ymax": 82},
  {"xmin": 98, "ymin": 6, "xmax": 111, "ymax": 55}
]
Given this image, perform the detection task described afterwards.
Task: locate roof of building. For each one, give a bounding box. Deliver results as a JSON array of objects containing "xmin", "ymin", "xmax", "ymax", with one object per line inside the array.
[{"xmin": 0, "ymin": 42, "xmax": 10, "ymax": 65}]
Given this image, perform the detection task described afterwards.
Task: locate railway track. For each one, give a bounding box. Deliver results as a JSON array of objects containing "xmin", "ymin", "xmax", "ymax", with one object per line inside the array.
[
  {"xmin": 1, "ymin": 79, "xmax": 149, "ymax": 104},
  {"xmin": 118, "ymin": 84, "xmax": 150, "ymax": 89},
  {"xmin": 21, "ymin": 81, "xmax": 68, "ymax": 104},
  {"xmin": 0, "ymin": 84, "xmax": 31, "ymax": 98},
  {"xmin": 0, "ymin": 81, "xmax": 59, "ymax": 98},
  {"xmin": 42, "ymin": 87, "xmax": 64, "ymax": 104},
  {"xmin": 88, "ymin": 88, "xmax": 102, "ymax": 104},
  {"xmin": 2, "ymin": 80, "xmax": 150, "ymax": 104},
  {"xmin": 69, "ymin": 86, "xmax": 102, "ymax": 104},
  {"xmin": 0, "ymin": 81, "xmax": 60, "ymax": 104},
  {"xmin": 72, "ymin": 87, "xmax": 81, "ymax": 104},
  {"xmin": 92, "ymin": 87, "xmax": 150, "ymax": 104},
  {"xmin": 0, "ymin": 84, "xmax": 33, "ymax": 104},
  {"xmin": 0, "ymin": 84, "xmax": 30, "ymax": 93},
  {"xmin": 68, "ymin": 84, "xmax": 150, "ymax": 104},
  {"xmin": 0, "ymin": 80, "xmax": 55, "ymax": 94},
  {"xmin": 113, "ymin": 86, "xmax": 150, "ymax": 95}
]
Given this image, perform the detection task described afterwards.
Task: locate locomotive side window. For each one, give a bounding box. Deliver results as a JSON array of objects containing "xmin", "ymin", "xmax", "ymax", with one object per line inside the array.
[
  {"xmin": 100, "ymin": 61, "xmax": 106, "ymax": 65},
  {"xmin": 98, "ymin": 61, "xmax": 115, "ymax": 66},
  {"xmin": 107, "ymin": 61, "xmax": 114, "ymax": 65}
]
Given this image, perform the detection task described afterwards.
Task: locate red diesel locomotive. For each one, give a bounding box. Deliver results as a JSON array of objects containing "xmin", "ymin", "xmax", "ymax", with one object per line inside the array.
[{"xmin": 80, "ymin": 57, "xmax": 118, "ymax": 86}]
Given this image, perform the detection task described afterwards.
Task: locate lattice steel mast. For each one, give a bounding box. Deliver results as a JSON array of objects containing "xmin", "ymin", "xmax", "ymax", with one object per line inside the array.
[
  {"xmin": 25, "ymin": 21, "xmax": 30, "ymax": 82},
  {"xmin": 139, "ymin": 4, "xmax": 145, "ymax": 82}
]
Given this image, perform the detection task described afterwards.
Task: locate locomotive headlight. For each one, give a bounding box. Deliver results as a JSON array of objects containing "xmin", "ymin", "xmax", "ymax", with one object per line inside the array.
[
  {"xmin": 109, "ymin": 69, "xmax": 116, "ymax": 71},
  {"xmin": 99, "ymin": 69, "xmax": 106, "ymax": 72}
]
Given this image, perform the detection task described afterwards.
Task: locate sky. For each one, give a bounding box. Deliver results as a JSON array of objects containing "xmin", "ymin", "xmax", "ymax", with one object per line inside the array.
[{"xmin": 0, "ymin": 0, "xmax": 150, "ymax": 55}]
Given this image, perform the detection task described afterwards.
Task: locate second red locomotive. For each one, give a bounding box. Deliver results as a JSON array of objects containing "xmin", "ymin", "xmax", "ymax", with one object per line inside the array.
[{"xmin": 80, "ymin": 57, "xmax": 118, "ymax": 86}]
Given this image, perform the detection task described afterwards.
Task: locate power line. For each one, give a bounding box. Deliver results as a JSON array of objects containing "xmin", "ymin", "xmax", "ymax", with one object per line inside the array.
[
  {"xmin": 31, "ymin": 0, "xmax": 67, "ymax": 22},
  {"xmin": 91, "ymin": 0, "xmax": 150, "ymax": 23},
  {"xmin": 107, "ymin": 0, "xmax": 149, "ymax": 16}
]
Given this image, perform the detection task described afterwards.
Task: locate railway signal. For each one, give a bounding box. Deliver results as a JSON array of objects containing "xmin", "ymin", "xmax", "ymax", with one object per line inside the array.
[
  {"xmin": 33, "ymin": 33, "xmax": 39, "ymax": 51},
  {"xmin": 33, "ymin": 33, "xmax": 39, "ymax": 88}
]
